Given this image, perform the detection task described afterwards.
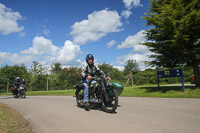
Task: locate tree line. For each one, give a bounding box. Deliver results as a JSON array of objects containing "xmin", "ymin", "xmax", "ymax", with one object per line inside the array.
[{"xmin": 0, "ymin": 60, "xmax": 194, "ymax": 93}]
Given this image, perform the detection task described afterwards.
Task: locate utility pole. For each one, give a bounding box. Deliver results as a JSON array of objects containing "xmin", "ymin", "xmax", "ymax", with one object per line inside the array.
[
  {"xmin": 7, "ymin": 81, "xmax": 9, "ymax": 93},
  {"xmin": 47, "ymin": 74, "xmax": 49, "ymax": 91},
  {"xmin": 131, "ymin": 72, "xmax": 133, "ymax": 87}
]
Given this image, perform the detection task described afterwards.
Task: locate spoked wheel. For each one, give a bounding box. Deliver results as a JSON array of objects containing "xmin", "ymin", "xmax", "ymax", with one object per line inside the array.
[
  {"xmin": 101, "ymin": 88, "xmax": 118, "ymax": 113},
  {"xmin": 76, "ymin": 89, "xmax": 84, "ymax": 108}
]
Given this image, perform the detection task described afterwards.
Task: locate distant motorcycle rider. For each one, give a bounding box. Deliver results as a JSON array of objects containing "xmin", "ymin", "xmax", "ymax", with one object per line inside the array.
[
  {"xmin": 81, "ymin": 54, "xmax": 108, "ymax": 110},
  {"xmin": 13, "ymin": 77, "xmax": 21, "ymax": 95},
  {"xmin": 21, "ymin": 78, "xmax": 27, "ymax": 92}
]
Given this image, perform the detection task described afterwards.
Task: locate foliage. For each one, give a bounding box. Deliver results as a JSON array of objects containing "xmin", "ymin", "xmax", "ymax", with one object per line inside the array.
[
  {"xmin": 123, "ymin": 60, "xmax": 140, "ymax": 76},
  {"xmin": 29, "ymin": 61, "xmax": 47, "ymax": 91},
  {"xmin": 0, "ymin": 65, "xmax": 30, "ymax": 92},
  {"xmin": 49, "ymin": 67, "xmax": 82, "ymax": 90},
  {"xmin": 142, "ymin": 0, "xmax": 200, "ymax": 86},
  {"xmin": 132, "ymin": 67, "xmax": 193, "ymax": 85},
  {"xmin": 0, "ymin": 62, "xmax": 195, "ymax": 93},
  {"xmin": 99, "ymin": 63, "xmax": 126, "ymax": 82},
  {"xmin": 51, "ymin": 62, "xmax": 62, "ymax": 74}
]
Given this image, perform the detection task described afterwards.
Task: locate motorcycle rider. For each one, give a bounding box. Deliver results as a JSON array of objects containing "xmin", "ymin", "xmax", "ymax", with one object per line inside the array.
[
  {"xmin": 21, "ymin": 78, "xmax": 27, "ymax": 92},
  {"xmin": 13, "ymin": 77, "xmax": 21, "ymax": 96},
  {"xmin": 81, "ymin": 54, "xmax": 108, "ymax": 110}
]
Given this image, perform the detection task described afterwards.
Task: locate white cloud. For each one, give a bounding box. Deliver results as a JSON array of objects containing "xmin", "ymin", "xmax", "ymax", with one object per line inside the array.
[
  {"xmin": 122, "ymin": 0, "xmax": 142, "ymax": 9},
  {"xmin": 0, "ymin": 52, "xmax": 10, "ymax": 64},
  {"xmin": 117, "ymin": 30, "xmax": 148, "ymax": 53},
  {"xmin": 19, "ymin": 32, "xmax": 26, "ymax": 37},
  {"xmin": 116, "ymin": 30, "xmax": 154, "ymax": 70},
  {"xmin": 107, "ymin": 40, "xmax": 116, "ymax": 48},
  {"xmin": 0, "ymin": 36, "xmax": 82, "ymax": 66},
  {"xmin": 0, "ymin": 52, "xmax": 37, "ymax": 64},
  {"xmin": 116, "ymin": 53, "xmax": 152, "ymax": 70},
  {"xmin": 21, "ymin": 36, "xmax": 59, "ymax": 56},
  {"xmin": 113, "ymin": 65, "xmax": 124, "ymax": 71},
  {"xmin": 0, "ymin": 3, "xmax": 24, "ymax": 35},
  {"xmin": 71, "ymin": 9, "xmax": 123, "ymax": 44},
  {"xmin": 116, "ymin": 53, "xmax": 151, "ymax": 64},
  {"xmin": 121, "ymin": 0, "xmax": 142, "ymax": 19},
  {"xmin": 54, "ymin": 40, "xmax": 81, "ymax": 65},
  {"xmin": 121, "ymin": 10, "xmax": 132, "ymax": 19},
  {"xmin": 43, "ymin": 29, "xmax": 50, "ymax": 35}
]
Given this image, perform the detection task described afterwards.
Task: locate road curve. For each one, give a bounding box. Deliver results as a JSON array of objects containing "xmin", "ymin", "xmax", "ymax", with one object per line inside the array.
[{"xmin": 0, "ymin": 96, "xmax": 200, "ymax": 133}]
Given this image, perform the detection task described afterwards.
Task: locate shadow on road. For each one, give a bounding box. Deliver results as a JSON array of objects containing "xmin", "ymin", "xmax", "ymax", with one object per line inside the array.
[
  {"xmin": 0, "ymin": 96, "xmax": 28, "ymax": 100},
  {"xmin": 75, "ymin": 104, "xmax": 118, "ymax": 114},
  {"xmin": 0, "ymin": 96, "xmax": 14, "ymax": 100}
]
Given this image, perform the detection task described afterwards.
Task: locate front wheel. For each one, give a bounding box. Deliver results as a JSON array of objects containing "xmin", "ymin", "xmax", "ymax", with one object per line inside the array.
[
  {"xmin": 12, "ymin": 90, "xmax": 18, "ymax": 98},
  {"xmin": 76, "ymin": 89, "xmax": 84, "ymax": 108},
  {"xmin": 101, "ymin": 88, "xmax": 118, "ymax": 113},
  {"xmin": 22, "ymin": 91, "xmax": 26, "ymax": 98}
]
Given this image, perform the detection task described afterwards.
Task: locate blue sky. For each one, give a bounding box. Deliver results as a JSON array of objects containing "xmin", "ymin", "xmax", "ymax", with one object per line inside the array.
[{"xmin": 0, "ymin": 0, "xmax": 153, "ymax": 70}]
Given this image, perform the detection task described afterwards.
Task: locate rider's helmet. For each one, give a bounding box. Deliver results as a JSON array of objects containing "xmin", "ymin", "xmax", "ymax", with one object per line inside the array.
[
  {"xmin": 86, "ymin": 54, "xmax": 94, "ymax": 63},
  {"xmin": 15, "ymin": 77, "xmax": 20, "ymax": 81}
]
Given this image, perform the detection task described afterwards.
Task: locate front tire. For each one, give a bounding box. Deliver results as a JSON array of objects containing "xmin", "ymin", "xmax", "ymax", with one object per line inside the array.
[
  {"xmin": 101, "ymin": 88, "xmax": 118, "ymax": 113},
  {"xmin": 22, "ymin": 91, "xmax": 26, "ymax": 98},
  {"xmin": 76, "ymin": 89, "xmax": 84, "ymax": 108}
]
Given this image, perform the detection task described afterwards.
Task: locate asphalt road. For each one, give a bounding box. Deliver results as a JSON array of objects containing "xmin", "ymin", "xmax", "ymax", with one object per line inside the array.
[{"xmin": 0, "ymin": 96, "xmax": 200, "ymax": 133}]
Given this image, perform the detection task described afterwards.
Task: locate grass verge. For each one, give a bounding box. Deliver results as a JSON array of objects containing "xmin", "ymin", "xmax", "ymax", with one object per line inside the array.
[
  {"xmin": 1, "ymin": 85, "xmax": 200, "ymax": 98},
  {"xmin": 26, "ymin": 89, "xmax": 75, "ymax": 96},
  {"xmin": 121, "ymin": 85, "xmax": 200, "ymax": 98},
  {"xmin": 0, "ymin": 103, "xmax": 32, "ymax": 133}
]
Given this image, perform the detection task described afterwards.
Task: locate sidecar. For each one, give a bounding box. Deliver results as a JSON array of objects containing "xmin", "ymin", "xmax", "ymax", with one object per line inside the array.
[{"xmin": 111, "ymin": 82, "xmax": 124, "ymax": 96}]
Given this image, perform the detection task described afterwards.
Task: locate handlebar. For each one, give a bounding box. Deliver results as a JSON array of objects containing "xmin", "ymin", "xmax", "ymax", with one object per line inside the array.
[{"xmin": 87, "ymin": 76, "xmax": 110, "ymax": 81}]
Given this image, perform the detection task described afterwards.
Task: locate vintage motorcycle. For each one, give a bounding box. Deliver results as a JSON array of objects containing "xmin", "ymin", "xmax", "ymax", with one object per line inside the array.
[
  {"xmin": 11, "ymin": 83, "xmax": 26, "ymax": 98},
  {"xmin": 75, "ymin": 75, "xmax": 123, "ymax": 113}
]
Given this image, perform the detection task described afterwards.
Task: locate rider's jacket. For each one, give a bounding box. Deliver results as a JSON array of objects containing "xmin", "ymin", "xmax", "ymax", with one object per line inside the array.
[
  {"xmin": 81, "ymin": 63, "xmax": 105, "ymax": 79},
  {"xmin": 13, "ymin": 81, "xmax": 20, "ymax": 88}
]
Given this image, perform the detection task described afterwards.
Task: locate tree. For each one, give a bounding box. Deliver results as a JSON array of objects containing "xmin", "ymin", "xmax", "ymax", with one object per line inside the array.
[
  {"xmin": 123, "ymin": 60, "xmax": 140, "ymax": 76},
  {"xmin": 30, "ymin": 61, "xmax": 46, "ymax": 91},
  {"xmin": 30, "ymin": 61, "xmax": 46, "ymax": 76},
  {"xmin": 98, "ymin": 63, "xmax": 113, "ymax": 76},
  {"xmin": 142, "ymin": 0, "xmax": 200, "ymax": 86},
  {"xmin": 51, "ymin": 62, "xmax": 62, "ymax": 74},
  {"xmin": 99, "ymin": 63, "xmax": 126, "ymax": 82}
]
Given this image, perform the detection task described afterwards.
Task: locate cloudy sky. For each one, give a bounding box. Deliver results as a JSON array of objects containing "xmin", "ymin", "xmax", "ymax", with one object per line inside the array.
[{"xmin": 0, "ymin": 0, "xmax": 153, "ymax": 70}]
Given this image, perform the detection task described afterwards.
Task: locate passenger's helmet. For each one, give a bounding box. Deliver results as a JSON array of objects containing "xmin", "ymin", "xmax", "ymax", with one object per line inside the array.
[
  {"xmin": 15, "ymin": 77, "xmax": 20, "ymax": 81},
  {"xmin": 86, "ymin": 54, "xmax": 94, "ymax": 63}
]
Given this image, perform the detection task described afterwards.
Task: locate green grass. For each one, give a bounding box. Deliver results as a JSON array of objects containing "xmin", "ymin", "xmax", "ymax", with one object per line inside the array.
[
  {"xmin": 0, "ymin": 104, "xmax": 17, "ymax": 133},
  {"xmin": 0, "ymin": 103, "xmax": 32, "ymax": 133},
  {"xmin": 1, "ymin": 85, "xmax": 200, "ymax": 98},
  {"xmin": 121, "ymin": 85, "xmax": 200, "ymax": 98},
  {"xmin": 26, "ymin": 89, "xmax": 75, "ymax": 96},
  {"xmin": 0, "ymin": 89, "xmax": 76, "ymax": 96}
]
